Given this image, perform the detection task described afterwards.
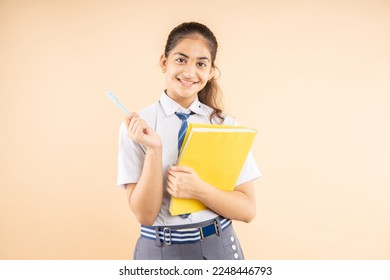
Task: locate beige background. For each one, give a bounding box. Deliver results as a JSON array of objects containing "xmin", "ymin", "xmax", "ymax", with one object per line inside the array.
[{"xmin": 1, "ymin": 0, "xmax": 389, "ymax": 259}]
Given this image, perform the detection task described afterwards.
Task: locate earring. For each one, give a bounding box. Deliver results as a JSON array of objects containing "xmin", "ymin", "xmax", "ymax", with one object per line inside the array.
[{"xmin": 162, "ymin": 68, "xmax": 166, "ymax": 73}]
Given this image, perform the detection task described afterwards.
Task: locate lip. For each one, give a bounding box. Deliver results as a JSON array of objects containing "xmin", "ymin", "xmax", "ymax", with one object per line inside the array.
[{"xmin": 177, "ymin": 77, "xmax": 198, "ymax": 87}]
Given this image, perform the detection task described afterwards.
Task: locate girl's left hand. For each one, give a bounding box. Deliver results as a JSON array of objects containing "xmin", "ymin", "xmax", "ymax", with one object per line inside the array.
[{"xmin": 166, "ymin": 166, "xmax": 203, "ymax": 199}]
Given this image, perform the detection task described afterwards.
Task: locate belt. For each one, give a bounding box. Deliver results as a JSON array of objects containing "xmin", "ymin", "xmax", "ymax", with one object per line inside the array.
[{"xmin": 141, "ymin": 217, "xmax": 232, "ymax": 245}]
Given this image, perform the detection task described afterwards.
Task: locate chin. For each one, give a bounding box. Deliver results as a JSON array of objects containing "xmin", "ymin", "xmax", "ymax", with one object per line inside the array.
[{"xmin": 175, "ymin": 88, "xmax": 199, "ymax": 98}]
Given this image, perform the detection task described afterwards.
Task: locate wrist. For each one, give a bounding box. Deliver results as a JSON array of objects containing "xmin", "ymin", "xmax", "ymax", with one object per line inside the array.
[
  {"xmin": 146, "ymin": 144, "xmax": 162, "ymax": 155},
  {"xmin": 193, "ymin": 180, "xmax": 214, "ymax": 202},
  {"xmin": 146, "ymin": 145, "xmax": 162, "ymax": 154}
]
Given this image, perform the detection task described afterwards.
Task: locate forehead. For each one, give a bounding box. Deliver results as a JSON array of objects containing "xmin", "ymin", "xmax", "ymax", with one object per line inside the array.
[{"xmin": 170, "ymin": 37, "xmax": 211, "ymax": 59}]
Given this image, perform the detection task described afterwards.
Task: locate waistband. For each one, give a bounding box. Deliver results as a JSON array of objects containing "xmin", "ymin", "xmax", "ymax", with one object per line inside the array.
[{"xmin": 141, "ymin": 217, "xmax": 232, "ymax": 245}]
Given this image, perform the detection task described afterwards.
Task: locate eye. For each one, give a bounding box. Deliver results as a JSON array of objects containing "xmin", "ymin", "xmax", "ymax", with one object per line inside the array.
[
  {"xmin": 197, "ymin": 62, "xmax": 207, "ymax": 68},
  {"xmin": 175, "ymin": 58, "xmax": 186, "ymax": 64}
]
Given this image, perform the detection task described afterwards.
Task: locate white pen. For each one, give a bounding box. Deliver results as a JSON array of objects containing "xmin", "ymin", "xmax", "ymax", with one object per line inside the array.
[{"xmin": 106, "ymin": 91, "xmax": 130, "ymax": 115}]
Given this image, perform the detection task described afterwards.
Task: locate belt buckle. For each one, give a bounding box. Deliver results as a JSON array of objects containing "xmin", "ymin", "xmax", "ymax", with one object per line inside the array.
[
  {"xmin": 163, "ymin": 227, "xmax": 172, "ymax": 245},
  {"xmin": 200, "ymin": 221, "xmax": 220, "ymax": 240},
  {"xmin": 214, "ymin": 220, "xmax": 220, "ymax": 236}
]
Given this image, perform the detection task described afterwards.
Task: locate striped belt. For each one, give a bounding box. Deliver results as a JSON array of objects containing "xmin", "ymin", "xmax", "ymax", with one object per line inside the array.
[{"xmin": 141, "ymin": 217, "xmax": 232, "ymax": 245}]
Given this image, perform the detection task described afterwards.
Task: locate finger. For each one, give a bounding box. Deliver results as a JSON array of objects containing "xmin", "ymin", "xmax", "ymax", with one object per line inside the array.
[
  {"xmin": 166, "ymin": 179, "xmax": 171, "ymax": 189},
  {"xmin": 130, "ymin": 118, "xmax": 144, "ymax": 138},
  {"xmin": 166, "ymin": 173, "xmax": 172, "ymax": 183},
  {"xmin": 167, "ymin": 172, "xmax": 177, "ymax": 185},
  {"xmin": 166, "ymin": 183, "xmax": 179, "ymax": 198},
  {"xmin": 124, "ymin": 112, "xmax": 137, "ymax": 128},
  {"xmin": 142, "ymin": 125, "xmax": 152, "ymax": 136},
  {"xmin": 166, "ymin": 186, "xmax": 175, "ymax": 197},
  {"xmin": 134, "ymin": 122, "xmax": 147, "ymax": 138},
  {"xmin": 129, "ymin": 116, "xmax": 140, "ymax": 133},
  {"xmin": 166, "ymin": 177, "xmax": 174, "ymax": 191},
  {"xmin": 167, "ymin": 169, "xmax": 177, "ymax": 178},
  {"xmin": 128, "ymin": 121, "xmax": 142, "ymax": 141},
  {"xmin": 173, "ymin": 165, "xmax": 193, "ymax": 173},
  {"xmin": 133, "ymin": 118, "xmax": 148, "ymax": 135}
]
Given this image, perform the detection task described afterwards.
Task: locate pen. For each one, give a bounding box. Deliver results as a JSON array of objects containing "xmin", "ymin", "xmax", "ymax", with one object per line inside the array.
[{"xmin": 106, "ymin": 91, "xmax": 130, "ymax": 115}]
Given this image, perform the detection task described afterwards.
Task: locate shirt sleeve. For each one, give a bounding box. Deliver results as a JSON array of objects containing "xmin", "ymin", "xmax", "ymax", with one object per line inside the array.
[
  {"xmin": 117, "ymin": 121, "xmax": 146, "ymax": 189},
  {"xmin": 235, "ymin": 151, "xmax": 262, "ymax": 186}
]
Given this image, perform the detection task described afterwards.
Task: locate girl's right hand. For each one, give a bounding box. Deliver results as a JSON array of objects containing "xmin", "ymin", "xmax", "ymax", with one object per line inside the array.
[{"xmin": 125, "ymin": 113, "xmax": 162, "ymax": 150}]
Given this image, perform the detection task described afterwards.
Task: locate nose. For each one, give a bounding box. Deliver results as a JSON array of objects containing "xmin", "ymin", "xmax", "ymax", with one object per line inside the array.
[{"xmin": 182, "ymin": 64, "xmax": 196, "ymax": 79}]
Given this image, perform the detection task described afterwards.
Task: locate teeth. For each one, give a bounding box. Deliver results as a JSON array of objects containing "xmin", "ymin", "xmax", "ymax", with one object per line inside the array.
[{"xmin": 178, "ymin": 78, "xmax": 196, "ymax": 86}]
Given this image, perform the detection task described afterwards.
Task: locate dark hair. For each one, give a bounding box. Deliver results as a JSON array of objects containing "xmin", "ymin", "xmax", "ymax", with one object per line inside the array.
[{"xmin": 164, "ymin": 22, "xmax": 224, "ymax": 123}]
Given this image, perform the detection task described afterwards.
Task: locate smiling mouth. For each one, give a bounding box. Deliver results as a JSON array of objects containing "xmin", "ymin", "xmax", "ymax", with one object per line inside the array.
[{"xmin": 177, "ymin": 78, "xmax": 198, "ymax": 87}]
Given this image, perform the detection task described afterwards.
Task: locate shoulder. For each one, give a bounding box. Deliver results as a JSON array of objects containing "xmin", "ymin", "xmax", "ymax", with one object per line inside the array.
[
  {"xmin": 198, "ymin": 102, "xmax": 214, "ymax": 115},
  {"xmin": 198, "ymin": 102, "xmax": 231, "ymax": 125},
  {"xmin": 138, "ymin": 101, "xmax": 159, "ymax": 117},
  {"xmin": 222, "ymin": 115, "xmax": 238, "ymax": 126},
  {"xmin": 194, "ymin": 99, "xmax": 237, "ymax": 125},
  {"xmin": 137, "ymin": 101, "xmax": 161, "ymax": 126}
]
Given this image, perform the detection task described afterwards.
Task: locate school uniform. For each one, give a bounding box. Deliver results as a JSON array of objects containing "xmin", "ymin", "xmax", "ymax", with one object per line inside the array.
[{"xmin": 117, "ymin": 91, "xmax": 261, "ymax": 260}]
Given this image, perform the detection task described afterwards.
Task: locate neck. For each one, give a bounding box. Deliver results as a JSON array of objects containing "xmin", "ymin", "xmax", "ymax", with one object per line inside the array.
[{"xmin": 165, "ymin": 90, "xmax": 196, "ymax": 109}]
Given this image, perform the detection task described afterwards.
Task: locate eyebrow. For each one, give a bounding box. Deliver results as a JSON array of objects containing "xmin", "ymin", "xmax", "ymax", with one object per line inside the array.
[{"xmin": 174, "ymin": 52, "xmax": 210, "ymax": 62}]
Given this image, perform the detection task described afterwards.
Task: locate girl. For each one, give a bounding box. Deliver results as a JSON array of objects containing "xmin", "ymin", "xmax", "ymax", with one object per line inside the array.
[{"xmin": 117, "ymin": 22, "xmax": 261, "ymax": 260}]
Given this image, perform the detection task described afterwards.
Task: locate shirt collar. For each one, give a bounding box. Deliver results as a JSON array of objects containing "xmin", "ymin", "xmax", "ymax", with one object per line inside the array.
[{"xmin": 159, "ymin": 91, "xmax": 208, "ymax": 117}]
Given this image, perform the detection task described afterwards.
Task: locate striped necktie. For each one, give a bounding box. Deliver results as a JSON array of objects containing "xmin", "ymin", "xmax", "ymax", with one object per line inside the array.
[
  {"xmin": 175, "ymin": 111, "xmax": 193, "ymax": 218},
  {"xmin": 175, "ymin": 112, "xmax": 192, "ymax": 154}
]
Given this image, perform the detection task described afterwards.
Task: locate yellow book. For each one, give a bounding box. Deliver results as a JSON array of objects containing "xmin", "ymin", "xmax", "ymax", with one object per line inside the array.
[{"xmin": 169, "ymin": 123, "xmax": 257, "ymax": 216}]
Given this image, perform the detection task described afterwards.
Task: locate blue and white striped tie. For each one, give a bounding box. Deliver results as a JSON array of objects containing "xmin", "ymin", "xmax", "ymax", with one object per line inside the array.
[
  {"xmin": 175, "ymin": 112, "xmax": 192, "ymax": 154},
  {"xmin": 175, "ymin": 111, "xmax": 193, "ymax": 218}
]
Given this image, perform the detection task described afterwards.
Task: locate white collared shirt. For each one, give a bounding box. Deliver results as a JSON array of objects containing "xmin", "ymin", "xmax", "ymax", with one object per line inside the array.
[{"xmin": 117, "ymin": 92, "xmax": 261, "ymax": 226}]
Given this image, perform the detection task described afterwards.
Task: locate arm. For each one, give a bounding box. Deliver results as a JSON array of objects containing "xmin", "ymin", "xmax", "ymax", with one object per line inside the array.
[
  {"xmin": 167, "ymin": 166, "xmax": 256, "ymax": 222},
  {"xmin": 124, "ymin": 113, "xmax": 163, "ymax": 226}
]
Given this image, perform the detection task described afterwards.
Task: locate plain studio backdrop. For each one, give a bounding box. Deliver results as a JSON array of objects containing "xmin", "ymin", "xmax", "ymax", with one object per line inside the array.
[{"xmin": 0, "ymin": 0, "xmax": 389, "ymax": 259}]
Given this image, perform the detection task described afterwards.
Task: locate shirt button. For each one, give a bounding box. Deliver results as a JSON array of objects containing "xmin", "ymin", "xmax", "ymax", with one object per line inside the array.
[
  {"xmin": 234, "ymin": 253, "xmax": 239, "ymax": 259},
  {"xmin": 232, "ymin": 245, "xmax": 237, "ymax": 250},
  {"xmin": 230, "ymin": 236, "xmax": 235, "ymax": 242}
]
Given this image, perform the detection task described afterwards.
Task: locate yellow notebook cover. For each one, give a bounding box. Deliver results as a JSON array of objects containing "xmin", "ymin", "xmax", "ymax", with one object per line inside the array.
[{"xmin": 169, "ymin": 123, "xmax": 257, "ymax": 216}]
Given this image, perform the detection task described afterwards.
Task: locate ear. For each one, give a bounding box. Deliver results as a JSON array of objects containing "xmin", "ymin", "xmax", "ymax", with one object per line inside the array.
[
  {"xmin": 159, "ymin": 54, "xmax": 167, "ymax": 71},
  {"xmin": 208, "ymin": 66, "xmax": 216, "ymax": 81}
]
